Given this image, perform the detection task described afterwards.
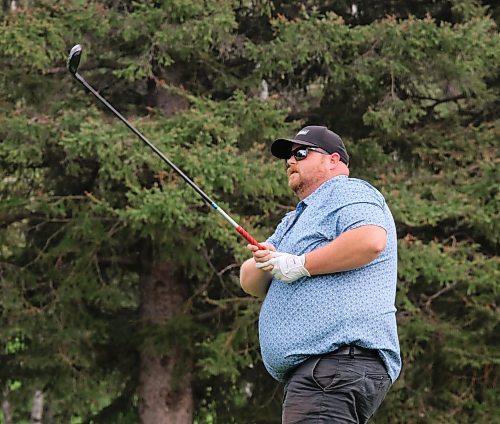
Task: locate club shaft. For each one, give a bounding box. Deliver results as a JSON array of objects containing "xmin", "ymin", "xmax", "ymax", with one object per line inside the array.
[{"xmin": 72, "ymin": 72, "xmax": 264, "ymax": 249}]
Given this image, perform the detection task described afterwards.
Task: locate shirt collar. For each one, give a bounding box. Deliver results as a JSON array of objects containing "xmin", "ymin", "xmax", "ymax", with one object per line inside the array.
[{"xmin": 297, "ymin": 175, "xmax": 348, "ymax": 208}]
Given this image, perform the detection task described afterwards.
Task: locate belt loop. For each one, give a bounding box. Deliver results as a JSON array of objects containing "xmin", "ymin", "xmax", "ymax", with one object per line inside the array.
[{"xmin": 349, "ymin": 345, "xmax": 354, "ymax": 358}]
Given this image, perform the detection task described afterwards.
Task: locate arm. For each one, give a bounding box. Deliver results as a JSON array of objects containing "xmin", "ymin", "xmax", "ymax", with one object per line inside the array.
[
  {"xmin": 239, "ymin": 243, "xmax": 275, "ymax": 298},
  {"xmin": 305, "ymin": 225, "xmax": 387, "ymax": 275}
]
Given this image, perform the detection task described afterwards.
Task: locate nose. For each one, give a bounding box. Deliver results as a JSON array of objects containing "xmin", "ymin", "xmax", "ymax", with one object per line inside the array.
[{"xmin": 286, "ymin": 154, "xmax": 297, "ymax": 166}]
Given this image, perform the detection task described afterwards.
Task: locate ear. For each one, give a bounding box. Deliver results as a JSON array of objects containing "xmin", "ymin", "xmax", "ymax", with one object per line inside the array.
[{"xmin": 329, "ymin": 152, "xmax": 341, "ymax": 169}]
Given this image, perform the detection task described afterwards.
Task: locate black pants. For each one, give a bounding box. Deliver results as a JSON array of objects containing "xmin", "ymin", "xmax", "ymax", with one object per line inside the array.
[{"xmin": 282, "ymin": 349, "xmax": 391, "ymax": 423}]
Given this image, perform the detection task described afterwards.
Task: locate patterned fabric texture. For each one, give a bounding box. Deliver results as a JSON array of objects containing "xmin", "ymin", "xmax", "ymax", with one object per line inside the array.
[{"xmin": 259, "ymin": 175, "xmax": 401, "ymax": 382}]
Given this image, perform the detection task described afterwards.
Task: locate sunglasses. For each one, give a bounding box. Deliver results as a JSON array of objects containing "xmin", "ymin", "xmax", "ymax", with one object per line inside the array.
[{"xmin": 287, "ymin": 146, "xmax": 330, "ymax": 161}]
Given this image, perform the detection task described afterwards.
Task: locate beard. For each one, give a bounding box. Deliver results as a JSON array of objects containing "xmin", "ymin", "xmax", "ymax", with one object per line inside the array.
[
  {"xmin": 287, "ymin": 164, "xmax": 328, "ymax": 199},
  {"xmin": 287, "ymin": 171, "xmax": 303, "ymax": 194}
]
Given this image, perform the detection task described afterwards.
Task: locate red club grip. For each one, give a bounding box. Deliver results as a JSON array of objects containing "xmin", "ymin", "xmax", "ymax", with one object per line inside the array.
[{"xmin": 236, "ymin": 226, "xmax": 265, "ymax": 250}]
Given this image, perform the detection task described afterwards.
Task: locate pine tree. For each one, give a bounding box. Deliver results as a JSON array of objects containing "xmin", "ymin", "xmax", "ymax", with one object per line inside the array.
[{"xmin": 1, "ymin": 1, "xmax": 498, "ymax": 423}]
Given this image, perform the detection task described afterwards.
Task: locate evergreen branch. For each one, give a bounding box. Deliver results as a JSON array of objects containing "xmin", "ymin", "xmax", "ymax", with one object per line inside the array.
[
  {"xmin": 0, "ymin": 211, "xmax": 41, "ymax": 228},
  {"xmin": 423, "ymin": 281, "xmax": 459, "ymax": 314},
  {"xmin": 201, "ymin": 249, "xmax": 232, "ymax": 291},
  {"xmin": 204, "ymin": 296, "xmax": 256, "ymax": 307},
  {"xmin": 0, "ymin": 195, "xmax": 95, "ymax": 228},
  {"xmin": 22, "ymin": 224, "xmax": 69, "ymax": 269},
  {"xmin": 217, "ymin": 263, "xmax": 239, "ymax": 276},
  {"xmin": 194, "ymin": 297, "xmax": 257, "ymax": 320},
  {"xmin": 45, "ymin": 59, "xmax": 124, "ymax": 75},
  {"xmin": 97, "ymin": 255, "xmax": 140, "ymax": 268},
  {"xmin": 81, "ymin": 378, "xmax": 136, "ymax": 424},
  {"xmin": 411, "ymin": 93, "xmax": 467, "ymax": 107},
  {"xmin": 277, "ymin": 203, "xmax": 295, "ymax": 212},
  {"xmin": 194, "ymin": 309, "xmax": 221, "ymax": 320}
]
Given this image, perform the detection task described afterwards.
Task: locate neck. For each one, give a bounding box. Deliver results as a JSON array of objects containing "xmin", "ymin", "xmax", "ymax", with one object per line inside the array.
[
  {"xmin": 335, "ymin": 163, "xmax": 350, "ymax": 177},
  {"xmin": 296, "ymin": 167, "xmax": 349, "ymax": 200}
]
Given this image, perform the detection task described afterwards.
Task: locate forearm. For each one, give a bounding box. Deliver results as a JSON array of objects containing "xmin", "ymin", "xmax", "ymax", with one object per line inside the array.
[
  {"xmin": 305, "ymin": 225, "xmax": 387, "ymax": 275},
  {"xmin": 240, "ymin": 258, "xmax": 273, "ymax": 298}
]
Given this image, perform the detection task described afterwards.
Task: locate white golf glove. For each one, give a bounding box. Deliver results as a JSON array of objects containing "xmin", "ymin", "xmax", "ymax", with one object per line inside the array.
[{"xmin": 256, "ymin": 252, "xmax": 310, "ymax": 283}]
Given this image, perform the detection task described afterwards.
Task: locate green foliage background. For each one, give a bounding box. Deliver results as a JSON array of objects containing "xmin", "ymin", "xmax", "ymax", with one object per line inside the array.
[{"xmin": 0, "ymin": 0, "xmax": 498, "ymax": 423}]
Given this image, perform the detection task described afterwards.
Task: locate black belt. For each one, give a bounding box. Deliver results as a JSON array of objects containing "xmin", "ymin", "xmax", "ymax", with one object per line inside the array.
[{"xmin": 329, "ymin": 345, "xmax": 378, "ymax": 358}]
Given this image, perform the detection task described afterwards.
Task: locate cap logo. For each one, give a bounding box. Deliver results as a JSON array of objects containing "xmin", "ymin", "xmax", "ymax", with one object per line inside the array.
[{"xmin": 297, "ymin": 129, "xmax": 309, "ymax": 135}]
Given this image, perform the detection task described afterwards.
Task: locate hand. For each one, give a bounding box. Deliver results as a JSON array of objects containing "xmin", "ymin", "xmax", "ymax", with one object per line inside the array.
[
  {"xmin": 256, "ymin": 252, "xmax": 310, "ymax": 283},
  {"xmin": 247, "ymin": 242, "xmax": 276, "ymax": 272}
]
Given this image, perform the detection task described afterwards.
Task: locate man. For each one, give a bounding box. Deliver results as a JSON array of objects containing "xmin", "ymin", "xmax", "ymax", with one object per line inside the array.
[{"xmin": 239, "ymin": 126, "xmax": 401, "ymax": 423}]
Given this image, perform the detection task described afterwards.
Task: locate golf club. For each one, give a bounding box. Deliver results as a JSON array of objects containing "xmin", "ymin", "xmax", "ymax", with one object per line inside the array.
[{"xmin": 67, "ymin": 44, "xmax": 264, "ymax": 249}]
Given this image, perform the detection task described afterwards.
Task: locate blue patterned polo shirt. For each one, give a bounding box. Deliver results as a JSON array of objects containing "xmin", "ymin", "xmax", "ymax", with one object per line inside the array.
[{"xmin": 259, "ymin": 175, "xmax": 401, "ymax": 383}]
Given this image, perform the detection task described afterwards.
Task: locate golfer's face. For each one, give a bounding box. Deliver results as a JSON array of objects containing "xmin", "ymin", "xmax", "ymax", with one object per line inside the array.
[{"xmin": 286, "ymin": 144, "xmax": 330, "ymax": 198}]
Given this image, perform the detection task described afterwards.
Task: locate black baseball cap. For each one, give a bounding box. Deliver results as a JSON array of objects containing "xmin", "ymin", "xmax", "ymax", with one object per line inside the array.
[{"xmin": 271, "ymin": 125, "xmax": 349, "ymax": 165}]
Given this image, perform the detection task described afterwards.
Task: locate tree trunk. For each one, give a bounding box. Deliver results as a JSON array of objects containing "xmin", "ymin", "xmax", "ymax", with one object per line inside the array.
[
  {"xmin": 30, "ymin": 390, "xmax": 44, "ymax": 424},
  {"xmin": 138, "ymin": 259, "xmax": 193, "ymax": 424},
  {"xmin": 2, "ymin": 391, "xmax": 12, "ymax": 424}
]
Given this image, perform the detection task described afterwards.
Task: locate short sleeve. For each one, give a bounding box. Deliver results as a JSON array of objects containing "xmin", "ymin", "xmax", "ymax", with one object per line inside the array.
[{"xmin": 336, "ymin": 201, "xmax": 388, "ymax": 234}]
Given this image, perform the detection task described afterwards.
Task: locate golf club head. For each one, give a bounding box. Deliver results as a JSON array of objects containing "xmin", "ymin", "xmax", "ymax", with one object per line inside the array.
[{"xmin": 68, "ymin": 44, "xmax": 82, "ymax": 75}]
